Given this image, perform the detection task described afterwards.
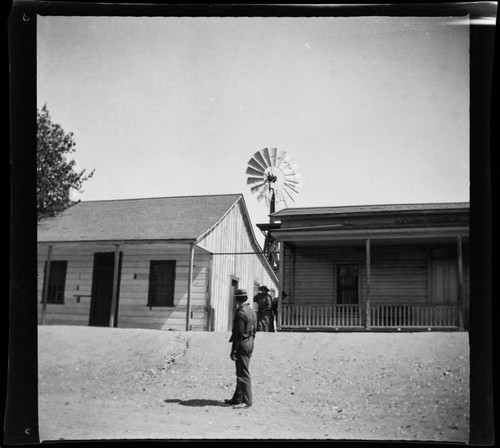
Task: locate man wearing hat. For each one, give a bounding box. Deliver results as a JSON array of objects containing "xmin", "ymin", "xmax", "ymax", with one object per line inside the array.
[
  {"xmin": 253, "ymin": 285, "xmax": 273, "ymax": 332},
  {"xmin": 225, "ymin": 288, "xmax": 257, "ymax": 409}
]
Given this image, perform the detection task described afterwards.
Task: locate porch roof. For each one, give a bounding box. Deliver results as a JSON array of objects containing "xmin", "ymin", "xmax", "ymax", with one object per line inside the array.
[
  {"xmin": 271, "ymin": 226, "xmax": 470, "ymax": 246},
  {"xmin": 268, "ymin": 201, "xmax": 470, "ymax": 245},
  {"xmin": 271, "ymin": 202, "xmax": 470, "ymax": 218}
]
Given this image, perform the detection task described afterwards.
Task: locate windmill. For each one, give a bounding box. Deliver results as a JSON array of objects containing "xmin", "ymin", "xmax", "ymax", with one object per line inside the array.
[{"xmin": 246, "ymin": 148, "xmax": 301, "ymax": 272}]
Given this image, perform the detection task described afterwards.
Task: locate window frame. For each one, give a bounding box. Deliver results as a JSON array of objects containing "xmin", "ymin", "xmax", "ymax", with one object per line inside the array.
[
  {"xmin": 333, "ymin": 262, "xmax": 361, "ymax": 305},
  {"xmin": 41, "ymin": 260, "xmax": 68, "ymax": 304},
  {"xmin": 147, "ymin": 260, "xmax": 176, "ymax": 308}
]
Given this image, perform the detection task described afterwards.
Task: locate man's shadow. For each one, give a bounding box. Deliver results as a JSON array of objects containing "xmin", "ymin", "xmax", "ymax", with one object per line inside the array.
[{"xmin": 164, "ymin": 398, "xmax": 228, "ymax": 407}]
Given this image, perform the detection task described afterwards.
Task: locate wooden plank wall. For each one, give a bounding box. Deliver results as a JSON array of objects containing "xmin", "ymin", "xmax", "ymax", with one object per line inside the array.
[
  {"xmin": 282, "ymin": 246, "xmax": 294, "ymax": 303},
  {"xmin": 198, "ymin": 201, "xmax": 278, "ymax": 332},
  {"xmin": 290, "ymin": 246, "xmax": 366, "ymax": 305},
  {"xmin": 37, "ymin": 243, "xmax": 211, "ymax": 331},
  {"xmin": 370, "ymin": 245, "xmax": 428, "ymax": 304},
  {"xmin": 285, "ymin": 244, "xmax": 469, "ymax": 307}
]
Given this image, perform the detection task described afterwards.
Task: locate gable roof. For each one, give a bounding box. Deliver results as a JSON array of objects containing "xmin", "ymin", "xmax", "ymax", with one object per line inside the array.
[
  {"xmin": 271, "ymin": 202, "xmax": 470, "ymax": 218},
  {"xmin": 37, "ymin": 194, "xmax": 243, "ymax": 243}
]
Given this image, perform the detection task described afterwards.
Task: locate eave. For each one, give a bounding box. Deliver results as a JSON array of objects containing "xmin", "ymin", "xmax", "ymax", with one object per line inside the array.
[{"xmin": 271, "ymin": 225, "xmax": 470, "ymax": 244}]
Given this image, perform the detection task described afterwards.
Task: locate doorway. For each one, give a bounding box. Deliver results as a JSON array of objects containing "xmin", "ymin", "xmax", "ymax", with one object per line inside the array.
[
  {"xmin": 89, "ymin": 252, "xmax": 122, "ymax": 327},
  {"xmin": 228, "ymin": 277, "xmax": 239, "ymax": 330},
  {"xmin": 431, "ymin": 259, "xmax": 459, "ymax": 303}
]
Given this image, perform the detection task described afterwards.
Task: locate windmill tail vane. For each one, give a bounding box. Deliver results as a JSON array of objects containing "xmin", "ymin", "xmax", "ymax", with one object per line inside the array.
[{"xmin": 246, "ymin": 147, "xmax": 301, "ymax": 214}]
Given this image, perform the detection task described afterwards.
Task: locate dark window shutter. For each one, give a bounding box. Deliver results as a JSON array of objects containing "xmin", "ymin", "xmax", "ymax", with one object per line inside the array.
[
  {"xmin": 148, "ymin": 261, "xmax": 176, "ymax": 307},
  {"xmin": 42, "ymin": 261, "xmax": 68, "ymax": 304}
]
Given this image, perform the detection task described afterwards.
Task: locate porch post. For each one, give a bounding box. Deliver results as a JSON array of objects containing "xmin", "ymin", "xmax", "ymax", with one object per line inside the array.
[
  {"xmin": 109, "ymin": 244, "xmax": 120, "ymax": 328},
  {"xmin": 186, "ymin": 243, "xmax": 195, "ymax": 331},
  {"xmin": 277, "ymin": 241, "xmax": 285, "ymax": 331},
  {"xmin": 365, "ymin": 238, "xmax": 371, "ymax": 330},
  {"xmin": 41, "ymin": 245, "xmax": 53, "ymax": 325},
  {"xmin": 457, "ymin": 236, "xmax": 465, "ymax": 330},
  {"xmin": 290, "ymin": 246, "xmax": 295, "ymax": 303}
]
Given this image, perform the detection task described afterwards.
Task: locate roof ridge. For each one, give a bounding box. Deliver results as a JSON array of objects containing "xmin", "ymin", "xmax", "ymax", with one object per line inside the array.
[
  {"xmin": 274, "ymin": 201, "xmax": 470, "ymax": 212},
  {"xmin": 76, "ymin": 193, "xmax": 243, "ymax": 204}
]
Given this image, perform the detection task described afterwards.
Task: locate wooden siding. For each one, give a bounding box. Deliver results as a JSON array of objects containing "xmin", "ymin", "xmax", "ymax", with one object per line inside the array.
[
  {"xmin": 37, "ymin": 243, "xmax": 211, "ymax": 331},
  {"xmin": 370, "ymin": 246, "xmax": 428, "ymax": 304},
  {"xmin": 197, "ymin": 201, "xmax": 278, "ymax": 331},
  {"xmin": 290, "ymin": 246, "xmax": 365, "ymax": 305},
  {"xmin": 284, "ymin": 244, "xmax": 470, "ymax": 312}
]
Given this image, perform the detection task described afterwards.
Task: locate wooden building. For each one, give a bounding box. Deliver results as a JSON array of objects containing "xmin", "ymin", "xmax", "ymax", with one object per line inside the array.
[
  {"xmin": 267, "ymin": 202, "xmax": 469, "ymax": 331},
  {"xmin": 37, "ymin": 194, "xmax": 278, "ymax": 331}
]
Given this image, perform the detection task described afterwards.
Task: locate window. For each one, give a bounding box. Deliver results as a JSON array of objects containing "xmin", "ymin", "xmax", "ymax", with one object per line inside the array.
[
  {"xmin": 148, "ymin": 261, "xmax": 176, "ymax": 307},
  {"xmin": 41, "ymin": 261, "xmax": 67, "ymax": 304},
  {"xmin": 336, "ymin": 264, "xmax": 359, "ymax": 304}
]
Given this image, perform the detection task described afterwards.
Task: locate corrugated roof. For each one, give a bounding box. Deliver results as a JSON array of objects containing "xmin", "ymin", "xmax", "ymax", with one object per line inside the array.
[
  {"xmin": 272, "ymin": 202, "xmax": 470, "ymax": 218},
  {"xmin": 37, "ymin": 194, "xmax": 242, "ymax": 242}
]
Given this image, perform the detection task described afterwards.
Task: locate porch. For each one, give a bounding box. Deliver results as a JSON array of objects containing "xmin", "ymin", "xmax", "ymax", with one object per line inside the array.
[{"xmin": 280, "ymin": 303, "xmax": 462, "ymax": 330}]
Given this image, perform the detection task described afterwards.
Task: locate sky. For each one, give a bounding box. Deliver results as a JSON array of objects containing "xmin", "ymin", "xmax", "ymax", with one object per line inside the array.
[{"xmin": 37, "ymin": 14, "xmax": 471, "ymax": 246}]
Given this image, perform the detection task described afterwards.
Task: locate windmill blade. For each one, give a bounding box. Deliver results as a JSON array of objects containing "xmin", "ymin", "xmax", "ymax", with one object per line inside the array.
[
  {"xmin": 256, "ymin": 186, "xmax": 268, "ymax": 202},
  {"xmin": 256, "ymin": 188, "xmax": 270, "ymax": 205},
  {"xmin": 269, "ymin": 147, "xmax": 278, "ymax": 166},
  {"xmin": 247, "ymin": 176, "xmax": 265, "ymax": 185},
  {"xmin": 251, "ymin": 183, "xmax": 267, "ymax": 194},
  {"xmin": 255, "ymin": 183, "xmax": 271, "ymax": 197},
  {"xmin": 247, "ymin": 176, "xmax": 265, "ymax": 184},
  {"xmin": 283, "ymin": 169, "xmax": 299, "ymax": 179},
  {"xmin": 284, "ymin": 182, "xmax": 300, "ymax": 195},
  {"xmin": 282, "ymin": 153, "xmax": 292, "ymax": 165},
  {"xmin": 274, "ymin": 188, "xmax": 282, "ymax": 202},
  {"xmin": 246, "ymin": 166, "xmax": 265, "ymax": 177},
  {"xmin": 283, "ymin": 163, "xmax": 298, "ymax": 174},
  {"xmin": 262, "ymin": 148, "xmax": 273, "ymax": 168},
  {"xmin": 275, "ymin": 189, "xmax": 288, "ymax": 208},
  {"xmin": 253, "ymin": 150, "xmax": 269, "ymax": 169},
  {"xmin": 247, "ymin": 157, "xmax": 266, "ymax": 173},
  {"xmin": 275, "ymin": 150, "xmax": 287, "ymax": 169},
  {"xmin": 283, "ymin": 177, "xmax": 301, "ymax": 186},
  {"xmin": 288, "ymin": 182, "xmax": 302, "ymax": 190},
  {"xmin": 282, "ymin": 185, "xmax": 296, "ymax": 203}
]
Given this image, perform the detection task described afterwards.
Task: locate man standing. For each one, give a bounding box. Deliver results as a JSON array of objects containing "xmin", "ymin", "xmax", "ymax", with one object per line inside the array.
[
  {"xmin": 225, "ymin": 289, "xmax": 256, "ymax": 409},
  {"xmin": 253, "ymin": 285, "xmax": 273, "ymax": 332}
]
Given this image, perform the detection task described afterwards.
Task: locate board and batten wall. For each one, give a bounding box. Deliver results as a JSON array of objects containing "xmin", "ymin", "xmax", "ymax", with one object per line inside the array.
[
  {"xmin": 37, "ymin": 243, "xmax": 211, "ymax": 330},
  {"xmin": 198, "ymin": 201, "xmax": 278, "ymax": 332},
  {"xmin": 282, "ymin": 243, "xmax": 469, "ymax": 308}
]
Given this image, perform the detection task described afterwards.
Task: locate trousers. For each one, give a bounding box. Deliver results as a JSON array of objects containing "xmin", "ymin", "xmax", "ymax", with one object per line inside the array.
[
  {"xmin": 257, "ymin": 311, "xmax": 272, "ymax": 332},
  {"xmin": 231, "ymin": 338, "xmax": 254, "ymax": 405}
]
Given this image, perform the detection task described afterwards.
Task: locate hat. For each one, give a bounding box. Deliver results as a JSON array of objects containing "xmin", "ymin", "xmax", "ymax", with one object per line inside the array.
[
  {"xmin": 259, "ymin": 285, "xmax": 270, "ymax": 292},
  {"xmin": 234, "ymin": 289, "xmax": 248, "ymax": 301}
]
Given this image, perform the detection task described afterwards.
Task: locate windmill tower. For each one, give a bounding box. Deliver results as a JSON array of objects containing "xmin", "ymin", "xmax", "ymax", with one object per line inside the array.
[{"xmin": 246, "ymin": 148, "xmax": 301, "ymax": 272}]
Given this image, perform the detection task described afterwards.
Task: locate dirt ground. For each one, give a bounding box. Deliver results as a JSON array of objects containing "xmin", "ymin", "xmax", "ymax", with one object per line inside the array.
[{"xmin": 38, "ymin": 326, "xmax": 469, "ymax": 442}]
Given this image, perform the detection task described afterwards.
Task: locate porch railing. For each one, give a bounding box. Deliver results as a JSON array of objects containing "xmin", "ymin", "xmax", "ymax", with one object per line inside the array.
[
  {"xmin": 281, "ymin": 304, "xmax": 363, "ymax": 328},
  {"xmin": 280, "ymin": 303, "xmax": 460, "ymax": 329},
  {"xmin": 370, "ymin": 304, "xmax": 459, "ymax": 328}
]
